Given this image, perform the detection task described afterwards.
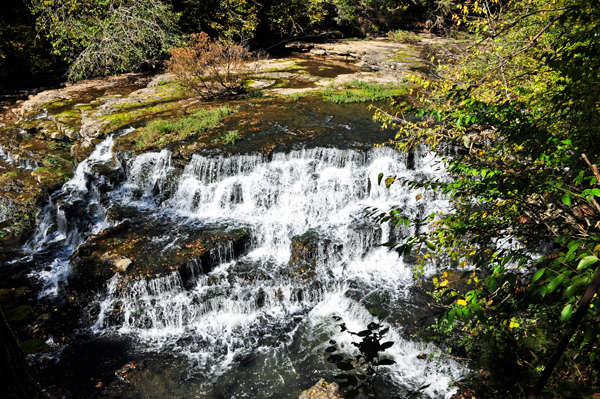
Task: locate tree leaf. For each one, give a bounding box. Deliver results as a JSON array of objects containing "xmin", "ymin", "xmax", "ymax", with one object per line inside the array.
[
  {"xmin": 561, "ymin": 194, "xmax": 572, "ymax": 206},
  {"xmin": 577, "ymin": 255, "xmax": 598, "ymax": 270},
  {"xmin": 5, "ymin": 305, "xmax": 31, "ymax": 321},
  {"xmin": 380, "ymin": 341, "xmax": 394, "ymax": 350},
  {"xmin": 547, "ymin": 274, "xmax": 565, "ymax": 293},
  {"xmin": 336, "ymin": 361, "xmax": 354, "ymax": 370},
  {"xmin": 531, "ymin": 268, "xmax": 545, "ymax": 283},
  {"xmin": 377, "ymin": 358, "xmax": 396, "ymax": 366},
  {"xmin": 377, "ymin": 173, "xmax": 384, "ymax": 186},
  {"xmin": 19, "ymin": 339, "xmax": 48, "ymax": 354},
  {"xmin": 560, "ymin": 303, "xmax": 573, "ymax": 322}
]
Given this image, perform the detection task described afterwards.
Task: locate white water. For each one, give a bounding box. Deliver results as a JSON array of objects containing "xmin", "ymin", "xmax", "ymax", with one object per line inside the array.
[
  {"xmin": 27, "ymin": 133, "xmax": 464, "ymax": 396},
  {"xmin": 25, "ymin": 128, "xmax": 134, "ymax": 297}
]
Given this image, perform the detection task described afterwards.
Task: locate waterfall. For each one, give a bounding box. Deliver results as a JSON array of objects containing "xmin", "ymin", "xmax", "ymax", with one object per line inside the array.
[
  {"xmin": 25, "ymin": 127, "xmax": 134, "ymax": 297},
  {"xmin": 27, "ymin": 133, "xmax": 464, "ymax": 396}
]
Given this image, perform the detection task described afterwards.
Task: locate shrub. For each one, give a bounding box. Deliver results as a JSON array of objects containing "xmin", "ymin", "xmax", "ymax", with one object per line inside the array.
[
  {"xmin": 387, "ymin": 30, "xmax": 423, "ymax": 44},
  {"xmin": 166, "ymin": 32, "xmax": 259, "ymax": 100}
]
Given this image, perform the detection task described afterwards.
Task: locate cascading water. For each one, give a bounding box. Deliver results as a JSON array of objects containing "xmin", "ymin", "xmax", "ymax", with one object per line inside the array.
[
  {"xmin": 26, "ymin": 126, "xmax": 465, "ymax": 397},
  {"xmin": 25, "ymin": 128, "xmax": 134, "ymax": 297}
]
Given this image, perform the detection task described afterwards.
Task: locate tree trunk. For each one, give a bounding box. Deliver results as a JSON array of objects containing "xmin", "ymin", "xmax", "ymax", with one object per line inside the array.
[{"xmin": 0, "ymin": 306, "xmax": 46, "ymax": 399}]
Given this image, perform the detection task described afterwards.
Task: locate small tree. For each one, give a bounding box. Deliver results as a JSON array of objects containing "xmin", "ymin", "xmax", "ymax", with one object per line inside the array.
[
  {"xmin": 166, "ymin": 32, "xmax": 258, "ymax": 100},
  {"xmin": 326, "ymin": 317, "xmax": 396, "ymax": 398},
  {"xmin": 30, "ymin": 0, "xmax": 180, "ymax": 80}
]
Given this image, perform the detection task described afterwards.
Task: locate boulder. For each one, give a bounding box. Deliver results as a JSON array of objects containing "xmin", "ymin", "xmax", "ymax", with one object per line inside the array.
[
  {"xmin": 70, "ymin": 219, "xmax": 251, "ymax": 292},
  {"xmin": 289, "ymin": 229, "xmax": 331, "ymax": 275},
  {"xmin": 299, "ymin": 379, "xmax": 339, "ymax": 399}
]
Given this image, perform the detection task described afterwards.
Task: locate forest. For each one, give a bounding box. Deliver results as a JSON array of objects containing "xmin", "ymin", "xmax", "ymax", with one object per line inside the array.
[{"xmin": 1, "ymin": 0, "xmax": 599, "ymax": 398}]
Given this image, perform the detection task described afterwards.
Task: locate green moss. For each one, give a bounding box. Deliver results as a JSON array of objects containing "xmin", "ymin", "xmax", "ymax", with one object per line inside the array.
[
  {"xmin": 285, "ymin": 92, "xmax": 310, "ymax": 102},
  {"xmin": 42, "ymin": 98, "xmax": 77, "ymax": 113},
  {"xmin": 47, "ymin": 142, "xmax": 72, "ymax": 150},
  {"xmin": 124, "ymin": 105, "xmax": 236, "ymax": 153},
  {"xmin": 100, "ymin": 100, "xmax": 181, "ymax": 134},
  {"xmin": 31, "ymin": 166, "xmax": 73, "ymax": 185},
  {"xmin": 74, "ymin": 104, "xmax": 93, "ymax": 111},
  {"xmin": 323, "ymin": 80, "xmax": 410, "ymax": 103},
  {"xmin": 265, "ymin": 65, "xmax": 306, "ymax": 73},
  {"xmin": 212, "ymin": 130, "xmax": 240, "ymax": 145},
  {"xmin": 392, "ymin": 47, "xmax": 419, "ymax": 63},
  {"xmin": 272, "ymin": 79, "xmax": 290, "ymax": 89},
  {"xmin": 0, "ymin": 170, "xmax": 19, "ymax": 181}
]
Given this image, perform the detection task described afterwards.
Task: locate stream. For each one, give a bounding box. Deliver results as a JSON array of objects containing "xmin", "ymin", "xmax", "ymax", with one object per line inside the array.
[{"xmin": 6, "ymin": 92, "xmax": 465, "ymax": 397}]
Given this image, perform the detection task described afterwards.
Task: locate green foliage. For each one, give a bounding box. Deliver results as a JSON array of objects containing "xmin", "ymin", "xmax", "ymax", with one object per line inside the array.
[
  {"xmin": 387, "ymin": 30, "xmax": 422, "ymax": 44},
  {"xmin": 134, "ymin": 105, "xmax": 234, "ymax": 151},
  {"xmin": 29, "ymin": 0, "xmax": 180, "ymax": 80},
  {"xmin": 5, "ymin": 305, "xmax": 31, "ymax": 322},
  {"xmin": 19, "ymin": 339, "xmax": 48, "ymax": 354},
  {"xmin": 372, "ymin": 0, "xmax": 600, "ymax": 396},
  {"xmin": 326, "ymin": 316, "xmax": 395, "ymax": 398},
  {"xmin": 329, "ymin": 0, "xmax": 410, "ymax": 34},
  {"xmin": 324, "ymin": 80, "xmax": 409, "ymax": 103},
  {"xmin": 212, "ymin": 130, "xmax": 241, "ymax": 145}
]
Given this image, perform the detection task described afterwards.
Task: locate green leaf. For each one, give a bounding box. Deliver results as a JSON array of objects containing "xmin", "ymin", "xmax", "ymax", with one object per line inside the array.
[
  {"xmin": 561, "ymin": 194, "xmax": 572, "ymax": 206},
  {"xmin": 5, "ymin": 305, "xmax": 31, "ymax": 321},
  {"xmin": 584, "ymin": 327, "xmax": 594, "ymax": 343},
  {"xmin": 531, "ymin": 268, "xmax": 545, "ymax": 283},
  {"xmin": 471, "ymin": 304, "xmax": 486, "ymax": 323},
  {"xmin": 560, "ymin": 304, "xmax": 573, "ymax": 322},
  {"xmin": 562, "ymin": 284, "xmax": 580, "ymax": 299},
  {"xmin": 577, "ymin": 255, "xmax": 598, "ymax": 270},
  {"xmin": 380, "ymin": 341, "xmax": 394, "ymax": 350},
  {"xmin": 337, "ymin": 361, "xmax": 354, "ymax": 370},
  {"xmin": 19, "ymin": 339, "xmax": 48, "ymax": 354},
  {"xmin": 447, "ymin": 310, "xmax": 456, "ymax": 324},
  {"xmin": 425, "ymin": 241, "xmax": 436, "ymax": 250},
  {"xmin": 547, "ymin": 274, "xmax": 565, "ymax": 293},
  {"xmin": 377, "ymin": 173, "xmax": 384, "ymax": 186}
]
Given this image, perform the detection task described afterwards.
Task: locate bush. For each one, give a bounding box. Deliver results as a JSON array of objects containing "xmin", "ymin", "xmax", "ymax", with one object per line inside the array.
[
  {"xmin": 387, "ymin": 30, "xmax": 423, "ymax": 44},
  {"xmin": 166, "ymin": 32, "xmax": 259, "ymax": 100}
]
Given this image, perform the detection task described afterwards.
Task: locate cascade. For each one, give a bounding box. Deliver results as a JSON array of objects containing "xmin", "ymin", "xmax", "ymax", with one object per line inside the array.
[{"xmin": 25, "ymin": 128, "xmax": 464, "ymax": 397}]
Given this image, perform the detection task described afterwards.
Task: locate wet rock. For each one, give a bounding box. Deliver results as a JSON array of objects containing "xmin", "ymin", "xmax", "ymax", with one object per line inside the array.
[
  {"xmin": 298, "ymin": 379, "xmax": 339, "ymax": 399},
  {"xmin": 70, "ymin": 219, "xmax": 251, "ymax": 292},
  {"xmin": 288, "ymin": 229, "xmax": 331, "ymax": 275}
]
